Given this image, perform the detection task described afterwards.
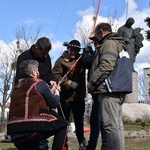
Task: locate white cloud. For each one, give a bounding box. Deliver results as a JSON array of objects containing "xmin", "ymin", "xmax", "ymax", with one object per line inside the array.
[
  {"xmin": 74, "ymin": 0, "xmax": 150, "ymax": 63},
  {"xmin": 126, "ymin": 0, "xmax": 137, "ymax": 15},
  {"xmin": 50, "ymin": 41, "xmax": 64, "ymax": 66},
  {"xmin": 0, "ymin": 40, "xmax": 13, "ymax": 58},
  {"xmin": 136, "ymin": 40, "xmax": 150, "ymax": 62},
  {"xmin": 22, "ymin": 18, "xmax": 50, "ymax": 26},
  {"xmin": 23, "ymin": 18, "xmax": 35, "ymax": 24},
  {"xmin": 77, "ymin": 7, "xmax": 94, "ymax": 17}
]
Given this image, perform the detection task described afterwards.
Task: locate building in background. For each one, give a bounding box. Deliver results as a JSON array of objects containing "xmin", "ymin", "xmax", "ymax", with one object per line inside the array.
[{"xmin": 143, "ymin": 67, "xmax": 150, "ymax": 104}]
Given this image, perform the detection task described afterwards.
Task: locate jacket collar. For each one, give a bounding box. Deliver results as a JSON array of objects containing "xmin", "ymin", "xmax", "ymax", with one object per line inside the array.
[
  {"xmin": 98, "ymin": 32, "xmax": 126, "ymax": 47},
  {"xmin": 62, "ymin": 50, "xmax": 80, "ymax": 62}
]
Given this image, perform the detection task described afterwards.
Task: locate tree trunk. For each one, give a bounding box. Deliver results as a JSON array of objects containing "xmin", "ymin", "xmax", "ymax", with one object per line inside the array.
[{"xmin": 0, "ymin": 106, "xmax": 6, "ymax": 132}]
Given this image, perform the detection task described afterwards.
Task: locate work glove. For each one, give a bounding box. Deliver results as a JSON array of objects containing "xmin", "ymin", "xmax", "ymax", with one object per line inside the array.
[{"xmin": 70, "ymin": 81, "xmax": 78, "ymax": 90}]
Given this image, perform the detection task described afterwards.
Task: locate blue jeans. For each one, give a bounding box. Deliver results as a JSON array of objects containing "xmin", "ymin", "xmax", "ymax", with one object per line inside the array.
[
  {"xmin": 39, "ymin": 139, "xmax": 49, "ymax": 150},
  {"xmin": 87, "ymin": 94, "xmax": 107, "ymax": 150}
]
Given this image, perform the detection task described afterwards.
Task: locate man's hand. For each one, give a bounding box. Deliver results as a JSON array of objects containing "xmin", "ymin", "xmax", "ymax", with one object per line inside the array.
[
  {"xmin": 70, "ymin": 81, "xmax": 78, "ymax": 90},
  {"xmin": 49, "ymin": 80, "xmax": 57, "ymax": 87},
  {"xmin": 87, "ymin": 82, "xmax": 95, "ymax": 92},
  {"xmin": 50, "ymin": 84, "xmax": 61, "ymax": 95}
]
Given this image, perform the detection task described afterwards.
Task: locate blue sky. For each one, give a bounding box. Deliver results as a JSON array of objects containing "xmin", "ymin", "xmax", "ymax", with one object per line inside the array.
[
  {"xmin": 0, "ymin": 0, "xmax": 150, "ymax": 68},
  {"xmin": 0, "ymin": 0, "xmax": 124, "ymax": 41},
  {"xmin": 0, "ymin": 0, "xmax": 149, "ymax": 42}
]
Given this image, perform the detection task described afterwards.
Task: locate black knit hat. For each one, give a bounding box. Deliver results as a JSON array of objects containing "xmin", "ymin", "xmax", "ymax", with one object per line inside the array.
[{"xmin": 63, "ymin": 40, "xmax": 81, "ymax": 49}]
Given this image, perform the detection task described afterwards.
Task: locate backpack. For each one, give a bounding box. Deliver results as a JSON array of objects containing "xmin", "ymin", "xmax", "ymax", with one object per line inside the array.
[{"xmin": 105, "ymin": 50, "xmax": 132, "ymax": 93}]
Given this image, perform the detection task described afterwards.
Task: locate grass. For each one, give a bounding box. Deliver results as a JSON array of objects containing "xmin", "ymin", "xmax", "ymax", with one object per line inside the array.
[
  {"xmin": 0, "ymin": 122, "xmax": 150, "ymax": 150},
  {"xmin": 124, "ymin": 122, "xmax": 150, "ymax": 131},
  {"xmin": 125, "ymin": 138, "xmax": 150, "ymax": 150},
  {"xmin": 1, "ymin": 137, "xmax": 150, "ymax": 150}
]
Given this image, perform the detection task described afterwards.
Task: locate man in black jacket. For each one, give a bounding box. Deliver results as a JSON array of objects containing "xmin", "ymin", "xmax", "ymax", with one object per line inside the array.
[
  {"xmin": 15, "ymin": 37, "xmax": 56, "ymax": 86},
  {"xmin": 82, "ymin": 35, "xmax": 107, "ymax": 150}
]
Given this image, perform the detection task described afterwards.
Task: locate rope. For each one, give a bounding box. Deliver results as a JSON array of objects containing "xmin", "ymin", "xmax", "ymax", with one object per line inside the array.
[
  {"xmin": 58, "ymin": 55, "xmax": 82, "ymax": 85},
  {"xmin": 58, "ymin": 55, "xmax": 82, "ymax": 119},
  {"xmin": 59, "ymin": 102, "xmax": 66, "ymax": 119},
  {"xmin": 52, "ymin": 0, "xmax": 68, "ymax": 39}
]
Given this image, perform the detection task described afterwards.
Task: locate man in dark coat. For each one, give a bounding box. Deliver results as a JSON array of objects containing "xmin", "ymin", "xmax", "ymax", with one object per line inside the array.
[
  {"xmin": 15, "ymin": 37, "xmax": 55, "ymax": 86},
  {"xmin": 52, "ymin": 40, "xmax": 86, "ymax": 150},
  {"xmin": 82, "ymin": 35, "xmax": 107, "ymax": 150},
  {"xmin": 7, "ymin": 60, "xmax": 67, "ymax": 150}
]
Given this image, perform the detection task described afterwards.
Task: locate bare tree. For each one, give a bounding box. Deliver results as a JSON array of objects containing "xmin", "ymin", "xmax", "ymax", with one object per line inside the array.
[
  {"xmin": 0, "ymin": 53, "xmax": 14, "ymax": 132},
  {"xmin": 0, "ymin": 24, "xmax": 43, "ymax": 132},
  {"xmin": 74, "ymin": 22, "xmax": 92, "ymax": 47},
  {"xmin": 107, "ymin": 7, "xmax": 120, "ymax": 32}
]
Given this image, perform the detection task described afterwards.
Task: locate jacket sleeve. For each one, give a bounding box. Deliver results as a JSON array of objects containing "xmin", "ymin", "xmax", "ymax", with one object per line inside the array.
[
  {"xmin": 15, "ymin": 52, "xmax": 31, "ymax": 85},
  {"xmin": 36, "ymin": 81, "xmax": 60, "ymax": 109},
  {"xmin": 52, "ymin": 58, "xmax": 72, "ymax": 89},
  {"xmin": 46, "ymin": 55, "xmax": 54, "ymax": 83},
  {"xmin": 90, "ymin": 40, "xmax": 119, "ymax": 87},
  {"xmin": 81, "ymin": 52, "xmax": 94, "ymax": 69},
  {"xmin": 52, "ymin": 58, "xmax": 63, "ymax": 83}
]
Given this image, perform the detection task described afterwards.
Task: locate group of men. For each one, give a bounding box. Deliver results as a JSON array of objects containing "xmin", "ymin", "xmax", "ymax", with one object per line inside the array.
[{"xmin": 7, "ymin": 18, "xmax": 143, "ymax": 150}]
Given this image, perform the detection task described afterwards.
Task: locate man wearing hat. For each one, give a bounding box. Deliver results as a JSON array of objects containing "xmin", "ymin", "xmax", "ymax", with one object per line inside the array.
[{"xmin": 52, "ymin": 40, "xmax": 86, "ymax": 150}]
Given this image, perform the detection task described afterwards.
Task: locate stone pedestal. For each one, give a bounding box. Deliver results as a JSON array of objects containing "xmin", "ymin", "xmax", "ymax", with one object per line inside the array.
[{"xmin": 124, "ymin": 72, "xmax": 138, "ymax": 103}]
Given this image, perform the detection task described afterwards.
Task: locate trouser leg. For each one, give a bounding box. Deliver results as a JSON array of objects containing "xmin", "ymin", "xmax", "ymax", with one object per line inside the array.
[
  {"xmin": 72, "ymin": 100, "xmax": 85, "ymax": 144},
  {"xmin": 15, "ymin": 141, "xmax": 39, "ymax": 150},
  {"xmin": 87, "ymin": 95, "xmax": 100, "ymax": 150},
  {"xmin": 58, "ymin": 101, "xmax": 71, "ymax": 149},
  {"xmin": 14, "ymin": 132, "xmax": 50, "ymax": 150},
  {"xmin": 99, "ymin": 93, "xmax": 125, "ymax": 150},
  {"xmin": 52, "ymin": 126, "xmax": 68, "ymax": 150},
  {"xmin": 87, "ymin": 94, "xmax": 107, "ymax": 150}
]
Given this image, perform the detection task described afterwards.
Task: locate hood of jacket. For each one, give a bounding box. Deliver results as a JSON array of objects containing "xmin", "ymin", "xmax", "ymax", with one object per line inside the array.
[
  {"xmin": 62, "ymin": 50, "xmax": 80, "ymax": 62},
  {"xmin": 98, "ymin": 32, "xmax": 127, "ymax": 49}
]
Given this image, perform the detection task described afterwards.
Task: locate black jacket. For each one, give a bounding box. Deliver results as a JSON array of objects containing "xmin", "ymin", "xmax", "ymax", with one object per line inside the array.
[{"xmin": 15, "ymin": 45, "xmax": 53, "ymax": 85}]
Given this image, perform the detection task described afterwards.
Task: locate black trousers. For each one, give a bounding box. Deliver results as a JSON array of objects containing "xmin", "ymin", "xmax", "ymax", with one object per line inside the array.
[
  {"xmin": 12, "ymin": 111, "xmax": 68, "ymax": 150},
  {"xmin": 58, "ymin": 100, "xmax": 85, "ymax": 148},
  {"xmin": 13, "ymin": 127, "xmax": 67, "ymax": 150}
]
